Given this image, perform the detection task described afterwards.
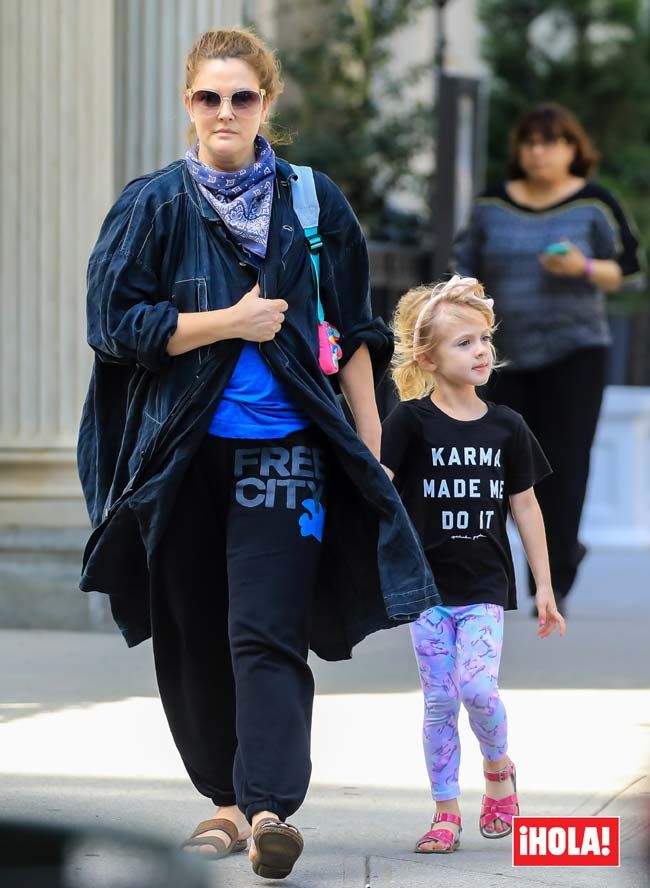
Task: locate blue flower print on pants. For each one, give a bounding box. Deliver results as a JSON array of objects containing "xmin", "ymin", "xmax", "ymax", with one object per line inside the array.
[{"xmin": 299, "ymin": 498, "xmax": 325, "ymax": 542}]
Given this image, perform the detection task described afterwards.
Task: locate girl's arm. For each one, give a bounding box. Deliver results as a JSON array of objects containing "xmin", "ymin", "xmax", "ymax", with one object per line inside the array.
[
  {"xmin": 339, "ymin": 343, "xmax": 382, "ymax": 461},
  {"xmin": 509, "ymin": 487, "xmax": 566, "ymax": 638}
]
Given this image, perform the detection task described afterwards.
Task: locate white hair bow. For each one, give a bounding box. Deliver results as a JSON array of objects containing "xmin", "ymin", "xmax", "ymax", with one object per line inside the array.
[{"xmin": 412, "ymin": 275, "xmax": 494, "ymax": 361}]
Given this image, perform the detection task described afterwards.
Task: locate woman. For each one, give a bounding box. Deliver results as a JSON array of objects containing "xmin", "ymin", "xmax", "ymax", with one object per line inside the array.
[
  {"xmin": 77, "ymin": 28, "xmax": 437, "ymax": 880},
  {"xmin": 454, "ymin": 103, "xmax": 645, "ymax": 614}
]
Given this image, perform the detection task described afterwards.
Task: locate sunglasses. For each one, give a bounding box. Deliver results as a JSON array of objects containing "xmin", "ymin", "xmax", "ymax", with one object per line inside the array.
[{"xmin": 186, "ymin": 87, "xmax": 266, "ymax": 118}]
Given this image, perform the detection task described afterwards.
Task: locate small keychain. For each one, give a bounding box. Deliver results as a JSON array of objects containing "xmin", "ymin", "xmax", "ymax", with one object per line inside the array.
[{"xmin": 318, "ymin": 320, "xmax": 342, "ymax": 375}]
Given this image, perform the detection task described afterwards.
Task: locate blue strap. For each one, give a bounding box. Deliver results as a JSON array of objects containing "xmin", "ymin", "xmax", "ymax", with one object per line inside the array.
[{"xmin": 289, "ymin": 164, "xmax": 324, "ymax": 323}]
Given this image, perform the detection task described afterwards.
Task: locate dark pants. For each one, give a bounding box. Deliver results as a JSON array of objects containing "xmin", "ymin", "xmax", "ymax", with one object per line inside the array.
[
  {"xmin": 150, "ymin": 428, "xmax": 327, "ymax": 822},
  {"xmin": 484, "ymin": 347, "xmax": 608, "ymax": 600}
]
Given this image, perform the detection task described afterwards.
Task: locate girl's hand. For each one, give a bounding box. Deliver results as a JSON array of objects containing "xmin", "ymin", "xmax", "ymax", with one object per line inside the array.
[
  {"xmin": 229, "ymin": 283, "xmax": 288, "ymax": 342},
  {"xmin": 535, "ymin": 586, "xmax": 566, "ymax": 639},
  {"xmin": 538, "ymin": 241, "xmax": 586, "ymax": 278}
]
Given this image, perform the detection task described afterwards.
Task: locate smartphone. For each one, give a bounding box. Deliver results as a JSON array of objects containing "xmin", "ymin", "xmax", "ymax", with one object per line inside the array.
[{"xmin": 543, "ymin": 242, "xmax": 570, "ymax": 256}]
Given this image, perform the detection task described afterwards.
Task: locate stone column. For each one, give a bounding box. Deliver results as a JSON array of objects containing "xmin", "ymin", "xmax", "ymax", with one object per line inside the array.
[
  {"xmin": 0, "ymin": 0, "xmax": 113, "ymax": 527},
  {"xmin": 0, "ymin": 0, "xmax": 245, "ymax": 628},
  {"xmin": 114, "ymin": 0, "xmax": 246, "ymax": 190}
]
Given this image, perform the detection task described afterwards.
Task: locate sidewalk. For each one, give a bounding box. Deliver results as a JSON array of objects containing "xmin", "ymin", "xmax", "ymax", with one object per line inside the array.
[{"xmin": 1, "ymin": 549, "xmax": 648, "ymax": 887}]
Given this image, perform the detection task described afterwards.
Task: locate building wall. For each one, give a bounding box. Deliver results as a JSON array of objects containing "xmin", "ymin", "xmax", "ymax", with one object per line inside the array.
[
  {"xmin": 0, "ymin": 0, "xmax": 114, "ymax": 527},
  {"xmin": 114, "ymin": 0, "xmax": 246, "ymax": 191},
  {"xmin": 0, "ymin": 0, "xmax": 245, "ymax": 529}
]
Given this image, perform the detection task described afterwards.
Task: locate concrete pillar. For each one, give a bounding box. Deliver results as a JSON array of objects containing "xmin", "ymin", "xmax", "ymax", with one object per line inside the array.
[
  {"xmin": 0, "ymin": 0, "xmax": 113, "ymax": 528},
  {"xmin": 0, "ymin": 1, "xmax": 247, "ymax": 530},
  {"xmin": 114, "ymin": 0, "xmax": 246, "ymax": 190},
  {"xmin": 0, "ymin": 0, "xmax": 245, "ymax": 628}
]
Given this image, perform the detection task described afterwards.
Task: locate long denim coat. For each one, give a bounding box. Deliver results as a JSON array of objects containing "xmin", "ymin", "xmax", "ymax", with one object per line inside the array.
[{"xmin": 77, "ymin": 157, "xmax": 439, "ymax": 659}]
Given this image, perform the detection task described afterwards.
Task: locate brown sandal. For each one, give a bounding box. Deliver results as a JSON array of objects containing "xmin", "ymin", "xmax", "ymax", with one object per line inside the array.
[
  {"xmin": 251, "ymin": 818, "xmax": 304, "ymax": 879},
  {"xmin": 181, "ymin": 817, "xmax": 248, "ymax": 860}
]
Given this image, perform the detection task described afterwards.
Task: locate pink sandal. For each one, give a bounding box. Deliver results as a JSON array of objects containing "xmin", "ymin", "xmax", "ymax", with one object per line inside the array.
[
  {"xmin": 479, "ymin": 760, "xmax": 519, "ymax": 839},
  {"xmin": 414, "ymin": 812, "xmax": 462, "ymax": 854}
]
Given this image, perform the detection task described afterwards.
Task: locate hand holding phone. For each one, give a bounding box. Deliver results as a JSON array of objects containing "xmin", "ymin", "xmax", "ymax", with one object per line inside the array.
[{"xmin": 543, "ymin": 242, "xmax": 570, "ymax": 256}]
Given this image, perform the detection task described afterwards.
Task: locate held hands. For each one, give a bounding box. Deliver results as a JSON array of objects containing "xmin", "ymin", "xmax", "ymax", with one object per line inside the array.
[
  {"xmin": 229, "ymin": 283, "xmax": 288, "ymax": 342},
  {"xmin": 538, "ymin": 241, "xmax": 587, "ymax": 278},
  {"xmin": 534, "ymin": 585, "xmax": 566, "ymax": 639}
]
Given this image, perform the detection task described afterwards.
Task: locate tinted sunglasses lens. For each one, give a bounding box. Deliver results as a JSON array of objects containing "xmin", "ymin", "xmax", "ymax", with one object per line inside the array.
[
  {"xmin": 231, "ymin": 90, "xmax": 261, "ymax": 115},
  {"xmin": 192, "ymin": 90, "xmax": 221, "ymax": 112}
]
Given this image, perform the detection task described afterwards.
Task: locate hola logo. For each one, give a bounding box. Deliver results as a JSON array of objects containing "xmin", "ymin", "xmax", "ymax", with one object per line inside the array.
[{"xmin": 512, "ymin": 817, "xmax": 620, "ymax": 867}]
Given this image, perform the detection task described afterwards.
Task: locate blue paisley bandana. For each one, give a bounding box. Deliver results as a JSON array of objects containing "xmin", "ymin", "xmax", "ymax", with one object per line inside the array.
[{"xmin": 185, "ymin": 136, "xmax": 276, "ymax": 258}]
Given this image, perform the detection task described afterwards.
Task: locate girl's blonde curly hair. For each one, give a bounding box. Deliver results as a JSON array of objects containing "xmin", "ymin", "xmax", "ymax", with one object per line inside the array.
[{"xmin": 391, "ymin": 278, "xmax": 500, "ymax": 401}]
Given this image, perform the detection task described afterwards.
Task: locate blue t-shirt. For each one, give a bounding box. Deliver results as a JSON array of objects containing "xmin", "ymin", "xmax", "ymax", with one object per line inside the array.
[{"xmin": 209, "ymin": 342, "xmax": 309, "ymax": 439}]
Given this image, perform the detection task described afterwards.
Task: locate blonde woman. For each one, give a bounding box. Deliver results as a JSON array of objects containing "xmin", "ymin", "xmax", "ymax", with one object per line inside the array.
[
  {"xmin": 78, "ymin": 28, "xmax": 437, "ymax": 880},
  {"xmin": 381, "ymin": 277, "xmax": 565, "ymax": 854}
]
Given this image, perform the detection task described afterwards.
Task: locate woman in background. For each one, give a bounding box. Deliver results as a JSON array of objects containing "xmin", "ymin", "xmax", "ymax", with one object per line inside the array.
[{"xmin": 454, "ymin": 103, "xmax": 645, "ymax": 614}]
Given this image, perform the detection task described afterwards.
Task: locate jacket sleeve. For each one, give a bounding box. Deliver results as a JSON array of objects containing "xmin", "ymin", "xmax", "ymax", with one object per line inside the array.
[
  {"xmin": 314, "ymin": 172, "xmax": 393, "ymax": 381},
  {"xmin": 85, "ymin": 178, "xmax": 180, "ymax": 372},
  {"xmin": 591, "ymin": 185, "xmax": 647, "ymax": 292}
]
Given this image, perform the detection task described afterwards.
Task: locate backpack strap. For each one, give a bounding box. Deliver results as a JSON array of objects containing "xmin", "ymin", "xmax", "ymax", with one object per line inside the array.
[{"xmin": 289, "ymin": 164, "xmax": 324, "ymax": 323}]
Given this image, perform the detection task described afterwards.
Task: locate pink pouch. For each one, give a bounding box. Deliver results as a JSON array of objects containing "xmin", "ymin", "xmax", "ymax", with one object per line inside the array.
[{"xmin": 318, "ymin": 320, "xmax": 342, "ymax": 375}]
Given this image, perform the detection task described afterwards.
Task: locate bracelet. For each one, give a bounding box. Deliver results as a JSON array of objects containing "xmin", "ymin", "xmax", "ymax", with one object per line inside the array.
[{"xmin": 583, "ymin": 257, "xmax": 594, "ymax": 280}]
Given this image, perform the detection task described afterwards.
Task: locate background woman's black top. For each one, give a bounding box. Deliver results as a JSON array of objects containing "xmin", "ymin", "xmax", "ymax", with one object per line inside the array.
[{"xmin": 453, "ymin": 182, "xmax": 646, "ymax": 370}]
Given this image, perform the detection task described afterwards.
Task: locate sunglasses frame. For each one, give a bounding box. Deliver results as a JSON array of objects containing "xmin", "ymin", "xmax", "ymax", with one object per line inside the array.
[{"xmin": 186, "ymin": 87, "xmax": 266, "ymax": 117}]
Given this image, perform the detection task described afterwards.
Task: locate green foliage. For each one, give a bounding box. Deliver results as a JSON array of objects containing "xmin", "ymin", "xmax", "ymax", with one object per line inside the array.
[
  {"xmin": 478, "ymin": 0, "xmax": 650, "ymax": 312},
  {"xmin": 273, "ymin": 0, "xmax": 433, "ymax": 237}
]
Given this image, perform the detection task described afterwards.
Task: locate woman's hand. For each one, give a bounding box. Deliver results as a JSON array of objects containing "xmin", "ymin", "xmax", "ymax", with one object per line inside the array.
[
  {"xmin": 228, "ymin": 283, "xmax": 288, "ymax": 342},
  {"xmin": 166, "ymin": 283, "xmax": 288, "ymax": 356},
  {"xmin": 534, "ymin": 585, "xmax": 566, "ymax": 639},
  {"xmin": 538, "ymin": 243, "xmax": 624, "ymax": 291},
  {"xmin": 538, "ymin": 241, "xmax": 586, "ymax": 277}
]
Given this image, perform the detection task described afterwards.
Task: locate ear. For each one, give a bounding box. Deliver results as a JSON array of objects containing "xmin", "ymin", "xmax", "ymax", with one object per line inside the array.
[
  {"xmin": 416, "ymin": 352, "xmax": 437, "ymax": 373},
  {"xmin": 260, "ymin": 98, "xmax": 271, "ymax": 126}
]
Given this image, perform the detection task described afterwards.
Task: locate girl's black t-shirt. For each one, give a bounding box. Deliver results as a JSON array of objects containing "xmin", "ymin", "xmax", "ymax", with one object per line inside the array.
[{"xmin": 381, "ymin": 398, "xmax": 551, "ymax": 609}]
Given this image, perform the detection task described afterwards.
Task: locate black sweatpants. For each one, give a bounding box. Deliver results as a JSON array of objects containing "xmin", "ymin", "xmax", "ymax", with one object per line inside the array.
[
  {"xmin": 150, "ymin": 428, "xmax": 327, "ymax": 822},
  {"xmin": 484, "ymin": 347, "xmax": 608, "ymax": 600}
]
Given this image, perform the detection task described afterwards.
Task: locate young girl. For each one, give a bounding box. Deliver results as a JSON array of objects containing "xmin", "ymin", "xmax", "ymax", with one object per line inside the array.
[{"xmin": 381, "ymin": 275, "xmax": 566, "ymax": 854}]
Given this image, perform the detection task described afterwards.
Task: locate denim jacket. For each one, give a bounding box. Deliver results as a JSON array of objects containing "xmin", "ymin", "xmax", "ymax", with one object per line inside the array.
[{"xmin": 77, "ymin": 157, "xmax": 439, "ymax": 659}]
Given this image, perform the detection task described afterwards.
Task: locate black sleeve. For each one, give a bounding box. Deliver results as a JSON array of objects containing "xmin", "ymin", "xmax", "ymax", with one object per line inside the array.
[
  {"xmin": 591, "ymin": 184, "xmax": 647, "ymax": 288},
  {"xmin": 381, "ymin": 402, "xmax": 417, "ymax": 475},
  {"xmin": 505, "ymin": 412, "xmax": 552, "ymax": 495},
  {"xmin": 86, "ymin": 177, "xmax": 179, "ymax": 372}
]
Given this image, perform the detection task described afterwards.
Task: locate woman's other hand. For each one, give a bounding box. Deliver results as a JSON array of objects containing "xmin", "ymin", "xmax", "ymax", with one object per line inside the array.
[
  {"xmin": 229, "ymin": 283, "xmax": 288, "ymax": 342},
  {"xmin": 538, "ymin": 241, "xmax": 586, "ymax": 277}
]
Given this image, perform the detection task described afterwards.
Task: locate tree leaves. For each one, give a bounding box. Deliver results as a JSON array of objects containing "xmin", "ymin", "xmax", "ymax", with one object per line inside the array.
[{"xmin": 274, "ymin": 0, "xmax": 433, "ymax": 238}]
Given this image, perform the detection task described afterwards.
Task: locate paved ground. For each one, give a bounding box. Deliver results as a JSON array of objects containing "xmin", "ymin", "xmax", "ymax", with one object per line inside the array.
[{"xmin": 1, "ymin": 548, "xmax": 649, "ymax": 887}]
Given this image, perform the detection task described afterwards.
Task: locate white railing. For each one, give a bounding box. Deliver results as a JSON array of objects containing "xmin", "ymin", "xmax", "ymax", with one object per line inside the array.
[
  {"xmin": 581, "ymin": 385, "xmax": 650, "ymax": 548},
  {"xmin": 510, "ymin": 386, "xmax": 650, "ymax": 565}
]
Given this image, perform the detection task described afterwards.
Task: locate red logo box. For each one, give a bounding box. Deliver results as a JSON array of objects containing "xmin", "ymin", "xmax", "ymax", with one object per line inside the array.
[{"xmin": 512, "ymin": 816, "xmax": 620, "ymax": 867}]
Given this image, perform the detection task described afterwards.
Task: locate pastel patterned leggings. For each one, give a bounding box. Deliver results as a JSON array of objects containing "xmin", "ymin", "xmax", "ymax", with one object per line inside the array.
[{"xmin": 410, "ymin": 603, "xmax": 508, "ymax": 801}]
